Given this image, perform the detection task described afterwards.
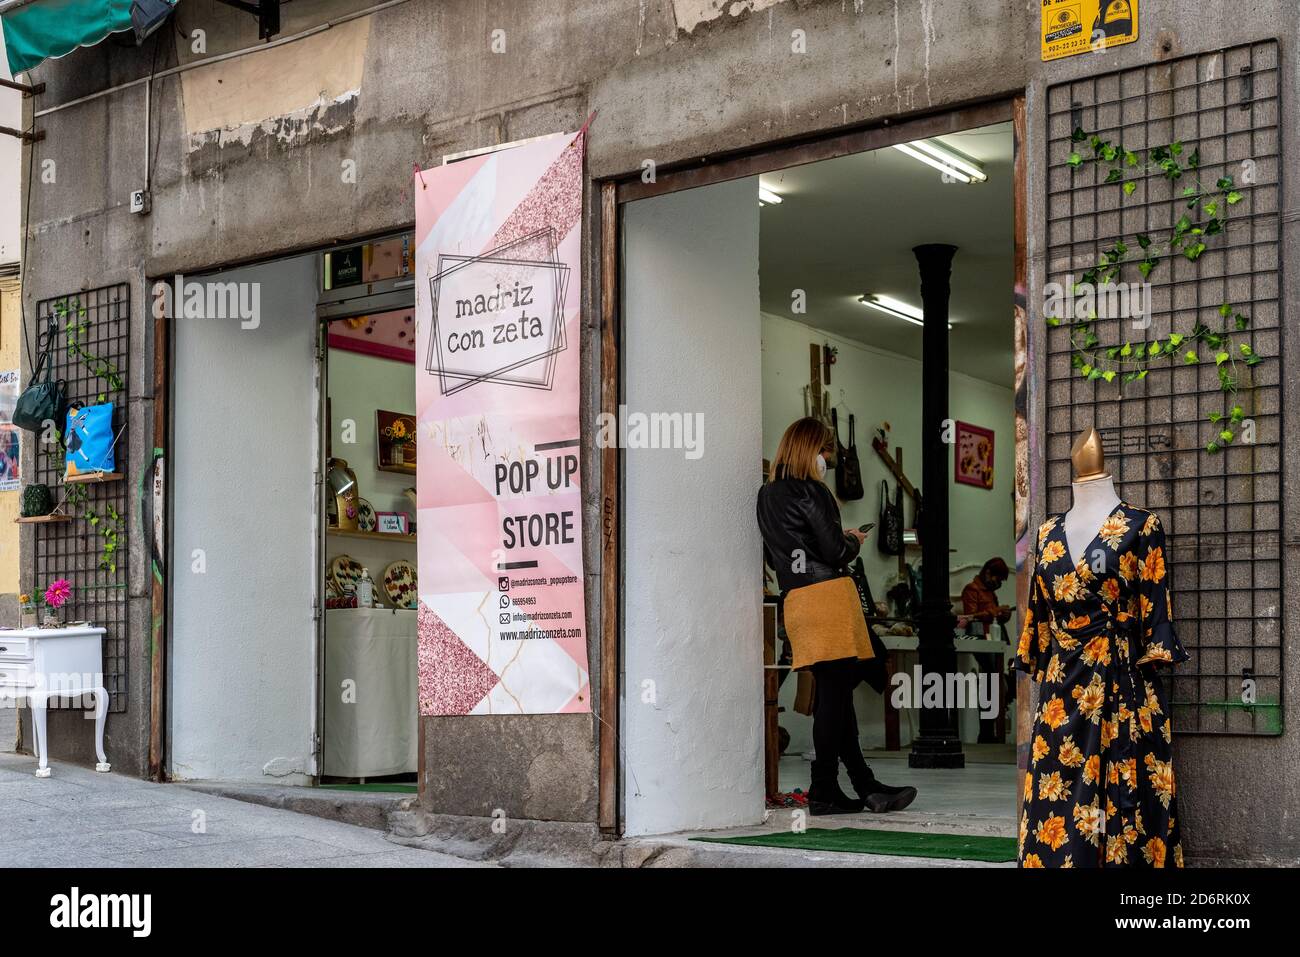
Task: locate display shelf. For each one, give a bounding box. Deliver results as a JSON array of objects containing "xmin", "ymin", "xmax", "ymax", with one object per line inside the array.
[
  {"xmin": 15, "ymin": 513, "xmax": 73, "ymax": 524},
  {"xmin": 64, "ymin": 471, "xmax": 123, "ymax": 485},
  {"xmin": 326, "ymin": 527, "xmax": 416, "ymax": 544}
]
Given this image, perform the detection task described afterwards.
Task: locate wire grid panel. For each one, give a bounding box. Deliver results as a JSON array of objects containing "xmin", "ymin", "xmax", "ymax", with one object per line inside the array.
[
  {"xmin": 32, "ymin": 284, "xmax": 131, "ymax": 713},
  {"xmin": 1044, "ymin": 41, "xmax": 1282, "ymax": 735}
]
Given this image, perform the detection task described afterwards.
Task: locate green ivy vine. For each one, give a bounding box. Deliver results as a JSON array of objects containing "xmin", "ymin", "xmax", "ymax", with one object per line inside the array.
[
  {"xmin": 51, "ymin": 297, "xmax": 124, "ymax": 402},
  {"xmin": 63, "ymin": 482, "xmax": 124, "ymax": 574},
  {"xmin": 1051, "ymin": 129, "xmax": 1266, "ymax": 454}
]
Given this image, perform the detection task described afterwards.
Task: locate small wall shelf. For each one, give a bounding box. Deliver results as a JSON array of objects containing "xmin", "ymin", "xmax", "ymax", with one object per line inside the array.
[
  {"xmin": 64, "ymin": 472, "xmax": 123, "ymax": 485},
  {"xmin": 15, "ymin": 514, "xmax": 73, "ymax": 524},
  {"xmin": 326, "ymin": 527, "xmax": 416, "ymax": 544}
]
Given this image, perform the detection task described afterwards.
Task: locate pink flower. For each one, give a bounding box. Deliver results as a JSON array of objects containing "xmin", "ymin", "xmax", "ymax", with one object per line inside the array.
[{"xmin": 44, "ymin": 578, "xmax": 72, "ymax": 610}]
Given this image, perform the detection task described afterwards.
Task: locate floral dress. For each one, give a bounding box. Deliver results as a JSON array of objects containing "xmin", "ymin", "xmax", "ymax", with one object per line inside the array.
[{"xmin": 1016, "ymin": 502, "xmax": 1189, "ymax": 868}]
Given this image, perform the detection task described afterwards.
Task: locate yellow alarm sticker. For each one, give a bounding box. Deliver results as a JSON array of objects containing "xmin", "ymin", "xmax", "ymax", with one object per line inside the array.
[{"xmin": 1041, "ymin": 0, "xmax": 1138, "ymax": 61}]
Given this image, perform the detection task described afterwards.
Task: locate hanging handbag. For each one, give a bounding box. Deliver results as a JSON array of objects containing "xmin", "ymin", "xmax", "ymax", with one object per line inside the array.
[
  {"xmin": 832, "ymin": 408, "xmax": 865, "ymax": 501},
  {"xmin": 12, "ymin": 317, "xmax": 67, "ymax": 435},
  {"xmin": 877, "ymin": 480, "xmax": 904, "ymax": 555}
]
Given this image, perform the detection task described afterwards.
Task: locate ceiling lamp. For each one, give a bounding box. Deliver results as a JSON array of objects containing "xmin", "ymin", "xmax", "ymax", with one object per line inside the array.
[
  {"xmin": 758, "ymin": 186, "xmax": 784, "ymax": 206},
  {"xmin": 859, "ymin": 294, "xmax": 953, "ymax": 330},
  {"xmin": 891, "ymin": 139, "xmax": 987, "ymax": 183}
]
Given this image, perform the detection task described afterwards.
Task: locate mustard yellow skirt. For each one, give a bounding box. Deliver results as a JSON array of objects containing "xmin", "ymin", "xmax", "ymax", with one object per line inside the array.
[{"xmin": 783, "ymin": 576, "xmax": 874, "ymax": 671}]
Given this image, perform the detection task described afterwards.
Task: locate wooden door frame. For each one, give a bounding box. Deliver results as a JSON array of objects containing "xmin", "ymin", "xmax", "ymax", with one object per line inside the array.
[{"xmin": 595, "ymin": 93, "xmax": 1028, "ymax": 836}]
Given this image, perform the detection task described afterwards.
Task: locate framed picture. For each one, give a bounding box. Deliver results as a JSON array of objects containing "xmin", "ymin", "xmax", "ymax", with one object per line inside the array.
[
  {"xmin": 375, "ymin": 511, "xmax": 410, "ymax": 534},
  {"xmin": 376, "ymin": 410, "xmax": 417, "ymax": 474},
  {"xmin": 954, "ymin": 421, "xmax": 994, "ymax": 490}
]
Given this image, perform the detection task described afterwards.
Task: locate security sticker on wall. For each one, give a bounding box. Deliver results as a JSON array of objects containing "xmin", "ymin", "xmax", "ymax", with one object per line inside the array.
[{"xmin": 1041, "ymin": 0, "xmax": 1137, "ymax": 61}]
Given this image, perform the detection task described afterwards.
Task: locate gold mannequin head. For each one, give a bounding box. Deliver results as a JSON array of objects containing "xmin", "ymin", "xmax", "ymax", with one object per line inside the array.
[{"xmin": 1070, "ymin": 427, "xmax": 1109, "ymax": 482}]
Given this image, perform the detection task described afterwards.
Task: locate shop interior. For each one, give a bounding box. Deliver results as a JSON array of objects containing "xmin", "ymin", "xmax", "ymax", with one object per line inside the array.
[
  {"xmin": 758, "ymin": 124, "xmax": 1018, "ymax": 812},
  {"xmin": 620, "ymin": 121, "xmax": 1017, "ymax": 838},
  {"xmin": 320, "ymin": 237, "xmax": 419, "ymax": 787}
]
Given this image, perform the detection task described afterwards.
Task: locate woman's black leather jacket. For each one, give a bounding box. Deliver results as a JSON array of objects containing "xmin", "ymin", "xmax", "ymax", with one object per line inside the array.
[{"xmin": 756, "ymin": 476, "xmax": 860, "ymax": 593}]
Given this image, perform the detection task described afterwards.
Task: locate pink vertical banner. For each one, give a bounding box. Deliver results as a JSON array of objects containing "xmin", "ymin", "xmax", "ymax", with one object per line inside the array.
[{"xmin": 414, "ymin": 131, "xmax": 590, "ymax": 715}]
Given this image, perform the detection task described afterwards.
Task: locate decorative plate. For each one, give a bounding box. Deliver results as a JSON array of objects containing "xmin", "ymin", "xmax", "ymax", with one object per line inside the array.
[
  {"xmin": 357, "ymin": 498, "xmax": 377, "ymax": 532},
  {"xmin": 383, "ymin": 560, "xmax": 417, "ymax": 609},
  {"xmin": 330, "ymin": 555, "xmax": 365, "ymax": 596}
]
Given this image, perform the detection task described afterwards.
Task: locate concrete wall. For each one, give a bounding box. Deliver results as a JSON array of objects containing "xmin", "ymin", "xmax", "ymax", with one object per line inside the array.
[
  {"xmin": 622, "ymin": 176, "xmax": 764, "ymax": 837},
  {"xmin": 169, "ymin": 255, "xmax": 319, "ymax": 784},
  {"xmin": 16, "ymin": 0, "xmax": 1300, "ymax": 859}
]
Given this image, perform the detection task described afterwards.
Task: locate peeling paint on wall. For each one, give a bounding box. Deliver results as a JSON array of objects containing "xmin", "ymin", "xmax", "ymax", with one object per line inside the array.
[
  {"xmin": 178, "ymin": 17, "xmax": 369, "ymax": 144},
  {"xmin": 672, "ymin": 0, "xmax": 791, "ymax": 34},
  {"xmin": 263, "ymin": 756, "xmax": 311, "ymax": 778},
  {"xmin": 186, "ymin": 89, "xmax": 360, "ymax": 152}
]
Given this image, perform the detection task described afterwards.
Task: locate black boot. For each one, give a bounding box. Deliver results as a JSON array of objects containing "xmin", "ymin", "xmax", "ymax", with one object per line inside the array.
[
  {"xmin": 808, "ymin": 760, "xmax": 865, "ymax": 815},
  {"xmin": 807, "ymin": 784, "xmax": 866, "ymax": 816},
  {"xmin": 850, "ymin": 768, "xmax": 918, "ymax": 813}
]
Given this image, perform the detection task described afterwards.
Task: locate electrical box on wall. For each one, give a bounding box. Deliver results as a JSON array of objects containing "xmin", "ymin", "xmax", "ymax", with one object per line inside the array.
[{"xmin": 129, "ymin": 189, "xmax": 151, "ymax": 215}]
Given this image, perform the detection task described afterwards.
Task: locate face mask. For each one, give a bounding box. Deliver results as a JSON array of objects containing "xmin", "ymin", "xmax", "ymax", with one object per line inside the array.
[{"xmin": 815, "ymin": 454, "xmax": 827, "ymax": 479}]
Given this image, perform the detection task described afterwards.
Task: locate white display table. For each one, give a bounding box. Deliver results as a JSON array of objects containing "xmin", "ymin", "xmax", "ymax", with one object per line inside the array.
[
  {"xmin": 0, "ymin": 625, "xmax": 110, "ymax": 777},
  {"xmin": 323, "ymin": 608, "xmax": 417, "ymax": 778}
]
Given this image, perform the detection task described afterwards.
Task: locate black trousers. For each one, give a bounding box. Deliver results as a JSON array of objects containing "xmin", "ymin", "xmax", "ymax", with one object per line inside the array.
[{"xmin": 809, "ymin": 658, "xmax": 872, "ymax": 793}]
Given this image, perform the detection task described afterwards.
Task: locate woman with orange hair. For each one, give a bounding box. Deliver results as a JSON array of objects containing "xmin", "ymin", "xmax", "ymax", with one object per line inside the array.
[{"xmin": 757, "ymin": 417, "xmax": 917, "ymax": 815}]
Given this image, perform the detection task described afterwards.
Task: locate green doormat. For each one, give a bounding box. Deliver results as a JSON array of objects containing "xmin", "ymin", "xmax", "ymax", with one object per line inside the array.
[
  {"xmin": 693, "ymin": 827, "xmax": 1017, "ymax": 862},
  {"xmin": 319, "ymin": 783, "xmax": 418, "ymax": 794}
]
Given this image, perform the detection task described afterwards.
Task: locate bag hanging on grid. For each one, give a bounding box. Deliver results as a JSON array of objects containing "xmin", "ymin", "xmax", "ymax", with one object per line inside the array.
[
  {"xmin": 11, "ymin": 317, "xmax": 68, "ymax": 435},
  {"xmin": 65, "ymin": 404, "xmax": 115, "ymax": 478},
  {"xmin": 831, "ymin": 407, "xmax": 864, "ymax": 501}
]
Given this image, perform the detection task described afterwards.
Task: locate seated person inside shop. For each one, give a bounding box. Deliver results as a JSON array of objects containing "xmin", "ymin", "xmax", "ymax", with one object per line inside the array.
[
  {"xmin": 961, "ymin": 556, "xmax": 1012, "ymax": 744},
  {"xmin": 960, "ymin": 557, "xmax": 1012, "ymax": 638}
]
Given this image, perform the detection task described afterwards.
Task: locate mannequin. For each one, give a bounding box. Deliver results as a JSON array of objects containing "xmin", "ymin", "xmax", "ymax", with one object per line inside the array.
[
  {"xmin": 1063, "ymin": 427, "xmax": 1121, "ymax": 565},
  {"xmin": 1017, "ymin": 426, "xmax": 1188, "ymax": 868}
]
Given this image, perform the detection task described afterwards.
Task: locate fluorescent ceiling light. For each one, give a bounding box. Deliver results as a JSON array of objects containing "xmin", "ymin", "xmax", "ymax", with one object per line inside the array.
[
  {"xmin": 758, "ymin": 186, "xmax": 784, "ymax": 206},
  {"xmin": 891, "ymin": 139, "xmax": 987, "ymax": 183},
  {"xmin": 859, "ymin": 294, "xmax": 954, "ymax": 330}
]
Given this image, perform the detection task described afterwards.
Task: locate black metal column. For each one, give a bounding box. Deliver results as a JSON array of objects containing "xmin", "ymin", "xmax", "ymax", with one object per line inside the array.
[{"xmin": 909, "ymin": 243, "xmax": 965, "ymax": 769}]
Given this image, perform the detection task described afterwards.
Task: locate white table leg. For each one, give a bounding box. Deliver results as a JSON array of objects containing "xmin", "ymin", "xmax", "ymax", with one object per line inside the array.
[
  {"xmin": 30, "ymin": 694, "xmax": 50, "ymax": 777},
  {"xmin": 92, "ymin": 687, "xmax": 110, "ymax": 771}
]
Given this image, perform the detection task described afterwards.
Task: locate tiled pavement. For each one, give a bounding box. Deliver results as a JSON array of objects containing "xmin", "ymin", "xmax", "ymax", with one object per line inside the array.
[{"xmin": 0, "ymin": 752, "xmax": 492, "ymax": 868}]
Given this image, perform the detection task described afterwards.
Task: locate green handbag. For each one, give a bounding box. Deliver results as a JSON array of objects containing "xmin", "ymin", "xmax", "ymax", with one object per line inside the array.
[{"xmin": 12, "ymin": 318, "xmax": 67, "ymax": 435}]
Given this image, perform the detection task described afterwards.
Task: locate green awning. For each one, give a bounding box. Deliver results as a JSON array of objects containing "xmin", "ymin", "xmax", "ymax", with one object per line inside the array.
[{"xmin": 1, "ymin": 0, "xmax": 176, "ymax": 77}]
